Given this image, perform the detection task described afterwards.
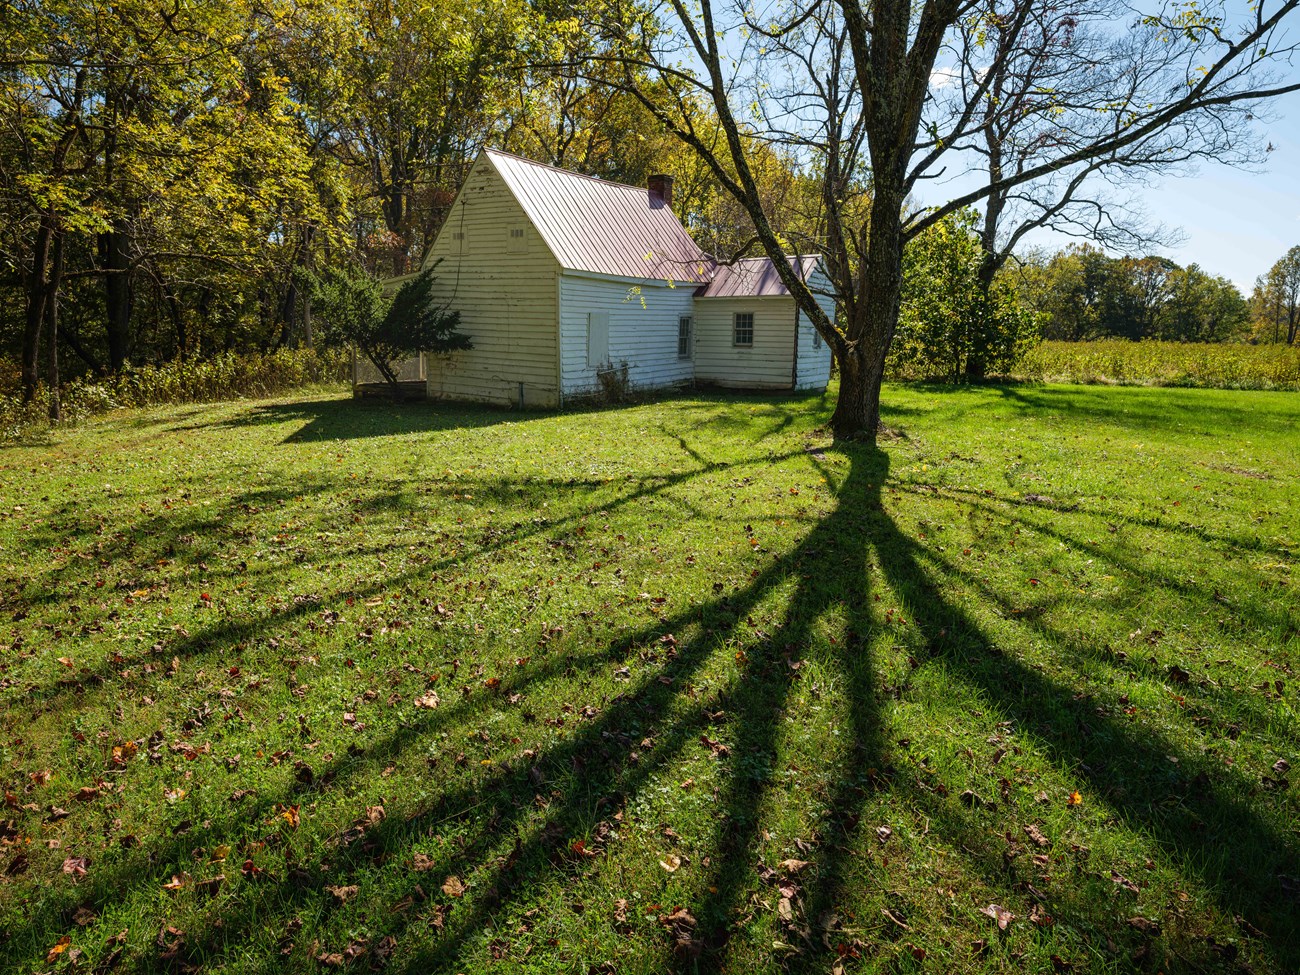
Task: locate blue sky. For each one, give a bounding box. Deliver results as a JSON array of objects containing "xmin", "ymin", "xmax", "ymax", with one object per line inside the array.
[
  {"xmin": 1020, "ymin": 88, "xmax": 1300, "ymax": 292},
  {"xmin": 1132, "ymin": 89, "xmax": 1300, "ymax": 292}
]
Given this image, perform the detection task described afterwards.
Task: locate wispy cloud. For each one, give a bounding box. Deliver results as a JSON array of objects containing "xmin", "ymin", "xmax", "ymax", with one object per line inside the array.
[{"xmin": 930, "ymin": 65, "xmax": 961, "ymax": 89}]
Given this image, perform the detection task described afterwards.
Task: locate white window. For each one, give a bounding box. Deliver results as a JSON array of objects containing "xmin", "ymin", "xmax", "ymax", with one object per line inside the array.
[
  {"xmin": 587, "ymin": 311, "xmax": 610, "ymax": 368},
  {"xmin": 507, "ymin": 226, "xmax": 527, "ymax": 254},
  {"xmin": 677, "ymin": 316, "xmax": 693, "ymax": 358},
  {"xmin": 733, "ymin": 312, "xmax": 754, "ymax": 347}
]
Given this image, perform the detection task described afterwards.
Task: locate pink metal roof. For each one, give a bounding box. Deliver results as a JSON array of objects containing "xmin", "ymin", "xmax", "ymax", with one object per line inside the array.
[
  {"xmin": 694, "ymin": 255, "xmax": 823, "ymax": 299},
  {"xmin": 485, "ymin": 149, "xmax": 711, "ymax": 285}
]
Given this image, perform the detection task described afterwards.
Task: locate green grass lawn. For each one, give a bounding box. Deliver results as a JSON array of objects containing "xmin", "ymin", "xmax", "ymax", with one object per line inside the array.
[{"xmin": 1, "ymin": 383, "xmax": 1296, "ymax": 975}]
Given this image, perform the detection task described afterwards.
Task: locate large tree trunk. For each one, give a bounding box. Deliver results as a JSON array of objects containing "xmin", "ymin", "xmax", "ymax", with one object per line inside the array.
[
  {"xmin": 162, "ymin": 278, "xmax": 186, "ymax": 360},
  {"xmin": 100, "ymin": 225, "xmax": 132, "ymax": 371},
  {"xmin": 966, "ymin": 257, "xmax": 999, "ymax": 381},
  {"xmin": 833, "ymin": 186, "xmax": 906, "ymax": 440},
  {"xmin": 46, "ymin": 231, "xmax": 65, "ymax": 422},
  {"xmin": 21, "ymin": 218, "xmax": 54, "ymax": 402},
  {"xmin": 831, "ymin": 341, "xmax": 886, "ymax": 438}
]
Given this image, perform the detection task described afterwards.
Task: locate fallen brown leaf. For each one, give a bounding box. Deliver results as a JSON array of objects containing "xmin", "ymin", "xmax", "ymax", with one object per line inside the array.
[
  {"xmin": 327, "ymin": 884, "xmax": 359, "ymax": 904},
  {"xmin": 980, "ymin": 904, "xmax": 1015, "ymax": 931}
]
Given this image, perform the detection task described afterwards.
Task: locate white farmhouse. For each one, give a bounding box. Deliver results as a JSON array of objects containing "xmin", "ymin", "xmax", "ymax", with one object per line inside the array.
[{"xmin": 360, "ymin": 148, "xmax": 836, "ymax": 407}]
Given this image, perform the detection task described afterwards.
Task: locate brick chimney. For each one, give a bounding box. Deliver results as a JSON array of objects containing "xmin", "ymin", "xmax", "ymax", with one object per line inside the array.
[{"xmin": 648, "ymin": 174, "xmax": 674, "ymax": 209}]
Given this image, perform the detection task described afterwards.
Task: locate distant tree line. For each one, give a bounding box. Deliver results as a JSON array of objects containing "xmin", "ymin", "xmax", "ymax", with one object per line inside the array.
[
  {"xmin": 890, "ymin": 219, "xmax": 1297, "ymax": 382},
  {"xmin": 1017, "ymin": 245, "xmax": 1249, "ymax": 344},
  {"xmin": 1251, "ymin": 245, "xmax": 1300, "ymax": 345}
]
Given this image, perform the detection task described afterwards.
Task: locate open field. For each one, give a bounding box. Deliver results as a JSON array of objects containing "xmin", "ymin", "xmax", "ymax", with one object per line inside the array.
[
  {"xmin": 1016, "ymin": 340, "xmax": 1300, "ymax": 390},
  {"xmin": 1, "ymin": 383, "xmax": 1297, "ymax": 974}
]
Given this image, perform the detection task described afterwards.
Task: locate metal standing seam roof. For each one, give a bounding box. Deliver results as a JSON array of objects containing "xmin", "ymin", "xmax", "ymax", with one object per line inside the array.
[
  {"xmin": 485, "ymin": 149, "xmax": 712, "ymax": 285},
  {"xmin": 693, "ymin": 254, "xmax": 823, "ymax": 298}
]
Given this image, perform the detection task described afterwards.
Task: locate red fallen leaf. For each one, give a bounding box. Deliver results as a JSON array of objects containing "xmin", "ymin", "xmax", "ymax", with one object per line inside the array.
[
  {"xmin": 1066, "ymin": 790, "xmax": 1083, "ymax": 807},
  {"xmin": 570, "ymin": 839, "xmax": 600, "ymax": 859},
  {"xmin": 441, "ymin": 875, "xmax": 466, "ymax": 897},
  {"xmin": 30, "ymin": 770, "xmax": 51, "ymax": 785},
  {"xmin": 1028, "ymin": 578, "xmax": 1041, "ymax": 587},
  {"xmin": 61, "ymin": 855, "xmax": 90, "ymax": 878},
  {"xmin": 980, "ymin": 904, "xmax": 1015, "ymax": 930},
  {"xmin": 228, "ymin": 666, "xmax": 241, "ymax": 677},
  {"xmin": 241, "ymin": 858, "xmax": 264, "ymax": 879},
  {"xmin": 200, "ymin": 592, "xmax": 211, "ymax": 602},
  {"xmin": 484, "ymin": 677, "xmax": 501, "ymax": 691}
]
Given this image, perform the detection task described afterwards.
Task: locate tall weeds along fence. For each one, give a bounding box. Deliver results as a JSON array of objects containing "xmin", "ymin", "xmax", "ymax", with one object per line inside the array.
[{"xmin": 2, "ymin": 349, "xmax": 348, "ymax": 440}]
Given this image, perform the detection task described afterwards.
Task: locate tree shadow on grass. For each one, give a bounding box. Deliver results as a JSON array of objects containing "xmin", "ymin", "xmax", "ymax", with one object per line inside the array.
[
  {"xmin": 6, "ymin": 440, "xmax": 1299, "ymax": 974},
  {"xmin": 988, "ymin": 383, "xmax": 1296, "ymax": 438},
  {"xmin": 388, "ymin": 447, "xmax": 1300, "ymax": 973},
  {"xmin": 857, "ymin": 460, "xmax": 1300, "ymax": 971}
]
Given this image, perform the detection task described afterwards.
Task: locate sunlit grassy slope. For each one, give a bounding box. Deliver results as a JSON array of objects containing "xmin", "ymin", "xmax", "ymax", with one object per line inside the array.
[{"xmin": 0, "ymin": 383, "xmax": 1296, "ymax": 974}]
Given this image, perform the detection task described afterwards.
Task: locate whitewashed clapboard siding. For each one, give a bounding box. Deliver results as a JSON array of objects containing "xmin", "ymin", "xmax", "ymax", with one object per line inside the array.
[
  {"xmin": 419, "ymin": 156, "xmax": 562, "ymax": 407},
  {"xmin": 559, "ymin": 273, "xmax": 696, "ymax": 396},
  {"xmin": 693, "ymin": 297, "xmax": 798, "ymax": 389},
  {"xmin": 794, "ymin": 265, "xmax": 836, "ymax": 390}
]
